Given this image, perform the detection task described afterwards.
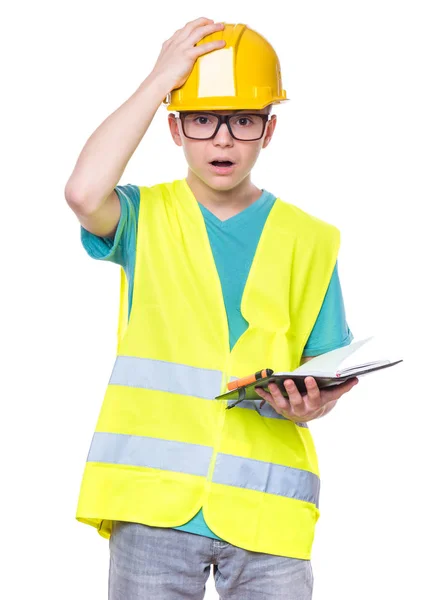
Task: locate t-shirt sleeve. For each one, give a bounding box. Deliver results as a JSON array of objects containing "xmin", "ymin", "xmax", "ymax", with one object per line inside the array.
[
  {"xmin": 80, "ymin": 184, "xmax": 140, "ymax": 272},
  {"xmin": 302, "ymin": 260, "xmax": 354, "ymax": 356}
]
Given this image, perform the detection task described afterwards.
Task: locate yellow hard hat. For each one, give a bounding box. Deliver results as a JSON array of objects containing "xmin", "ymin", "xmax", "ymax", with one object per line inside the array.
[{"xmin": 165, "ymin": 23, "xmax": 288, "ymax": 111}]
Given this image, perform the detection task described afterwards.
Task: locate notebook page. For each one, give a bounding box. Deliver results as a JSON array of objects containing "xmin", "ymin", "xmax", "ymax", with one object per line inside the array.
[{"xmin": 291, "ymin": 337, "xmax": 374, "ymax": 375}]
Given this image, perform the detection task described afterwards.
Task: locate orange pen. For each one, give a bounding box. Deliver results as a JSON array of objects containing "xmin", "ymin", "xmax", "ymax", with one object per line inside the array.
[{"xmin": 227, "ymin": 369, "xmax": 274, "ymax": 391}]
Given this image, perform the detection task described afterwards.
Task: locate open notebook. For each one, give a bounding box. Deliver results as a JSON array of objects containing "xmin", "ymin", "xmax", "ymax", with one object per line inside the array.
[{"xmin": 216, "ymin": 337, "xmax": 403, "ymax": 402}]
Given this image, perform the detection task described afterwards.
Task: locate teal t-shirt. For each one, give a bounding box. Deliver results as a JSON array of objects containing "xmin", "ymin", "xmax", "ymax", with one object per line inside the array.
[{"xmin": 81, "ymin": 183, "xmax": 353, "ymax": 541}]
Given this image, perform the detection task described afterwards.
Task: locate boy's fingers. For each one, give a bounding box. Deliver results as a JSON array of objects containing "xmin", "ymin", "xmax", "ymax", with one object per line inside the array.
[
  {"xmin": 255, "ymin": 387, "xmax": 272, "ymax": 403},
  {"xmin": 303, "ymin": 377, "xmax": 321, "ymax": 410},
  {"xmin": 191, "ymin": 40, "xmax": 226, "ymax": 58},
  {"xmin": 256, "ymin": 386, "xmax": 288, "ymax": 416},
  {"xmin": 283, "ymin": 380, "xmax": 306, "ymax": 414},
  {"xmin": 178, "ymin": 17, "xmax": 215, "ymax": 40},
  {"xmin": 269, "ymin": 382, "xmax": 290, "ymax": 411},
  {"xmin": 188, "ymin": 22, "xmax": 224, "ymax": 47}
]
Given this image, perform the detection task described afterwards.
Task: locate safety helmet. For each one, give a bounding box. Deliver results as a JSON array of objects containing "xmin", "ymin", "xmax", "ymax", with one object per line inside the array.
[{"xmin": 165, "ymin": 23, "xmax": 288, "ymax": 111}]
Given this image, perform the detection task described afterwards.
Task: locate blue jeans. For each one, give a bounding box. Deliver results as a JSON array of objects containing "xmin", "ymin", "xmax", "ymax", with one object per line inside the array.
[{"xmin": 109, "ymin": 521, "xmax": 313, "ymax": 599}]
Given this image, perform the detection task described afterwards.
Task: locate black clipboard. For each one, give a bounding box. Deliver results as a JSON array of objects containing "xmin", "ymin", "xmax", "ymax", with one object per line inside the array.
[{"xmin": 216, "ymin": 359, "xmax": 403, "ymax": 404}]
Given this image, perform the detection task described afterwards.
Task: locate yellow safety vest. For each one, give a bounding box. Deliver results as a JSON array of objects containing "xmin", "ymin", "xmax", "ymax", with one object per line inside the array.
[{"xmin": 76, "ymin": 179, "xmax": 340, "ymax": 559}]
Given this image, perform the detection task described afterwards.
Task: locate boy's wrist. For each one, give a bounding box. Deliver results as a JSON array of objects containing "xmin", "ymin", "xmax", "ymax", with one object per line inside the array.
[{"xmin": 139, "ymin": 71, "xmax": 175, "ymax": 104}]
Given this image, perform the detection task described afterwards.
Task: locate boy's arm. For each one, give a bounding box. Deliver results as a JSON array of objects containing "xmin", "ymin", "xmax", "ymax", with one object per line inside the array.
[
  {"xmin": 64, "ymin": 74, "xmax": 171, "ymax": 239},
  {"xmin": 64, "ymin": 18, "xmax": 226, "ymax": 239}
]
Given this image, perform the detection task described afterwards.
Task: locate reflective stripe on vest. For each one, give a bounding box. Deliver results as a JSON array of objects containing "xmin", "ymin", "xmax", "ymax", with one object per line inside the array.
[
  {"xmin": 88, "ymin": 432, "xmax": 213, "ymax": 477},
  {"xmin": 109, "ymin": 356, "xmax": 308, "ymax": 426},
  {"xmin": 212, "ymin": 453, "xmax": 320, "ymax": 508},
  {"xmin": 109, "ymin": 356, "xmax": 223, "ymax": 399},
  {"xmin": 87, "ymin": 432, "xmax": 319, "ymax": 508}
]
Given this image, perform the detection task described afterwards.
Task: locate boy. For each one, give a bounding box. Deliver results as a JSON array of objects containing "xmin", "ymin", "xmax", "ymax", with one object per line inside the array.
[{"xmin": 66, "ymin": 18, "xmax": 358, "ymax": 600}]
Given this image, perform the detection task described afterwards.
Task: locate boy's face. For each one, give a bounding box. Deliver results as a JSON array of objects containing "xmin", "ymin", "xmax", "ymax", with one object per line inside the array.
[{"xmin": 168, "ymin": 107, "xmax": 277, "ymax": 192}]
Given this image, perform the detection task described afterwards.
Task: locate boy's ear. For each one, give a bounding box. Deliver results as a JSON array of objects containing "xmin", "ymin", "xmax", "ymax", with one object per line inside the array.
[
  {"xmin": 168, "ymin": 113, "xmax": 183, "ymax": 147},
  {"xmin": 262, "ymin": 114, "xmax": 277, "ymax": 149}
]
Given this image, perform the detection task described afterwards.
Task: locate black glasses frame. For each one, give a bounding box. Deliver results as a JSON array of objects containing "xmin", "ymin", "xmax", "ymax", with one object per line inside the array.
[{"xmin": 175, "ymin": 111, "xmax": 270, "ymax": 141}]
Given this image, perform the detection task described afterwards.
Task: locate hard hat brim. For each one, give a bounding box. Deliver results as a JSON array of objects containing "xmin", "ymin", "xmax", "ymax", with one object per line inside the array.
[{"xmin": 166, "ymin": 95, "xmax": 289, "ymax": 112}]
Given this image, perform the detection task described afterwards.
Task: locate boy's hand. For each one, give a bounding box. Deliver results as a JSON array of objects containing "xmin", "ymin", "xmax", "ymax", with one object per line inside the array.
[
  {"xmin": 255, "ymin": 377, "xmax": 359, "ymax": 423},
  {"xmin": 151, "ymin": 18, "xmax": 226, "ymax": 93}
]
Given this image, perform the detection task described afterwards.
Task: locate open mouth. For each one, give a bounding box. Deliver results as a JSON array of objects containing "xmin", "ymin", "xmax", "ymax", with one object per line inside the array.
[{"xmin": 210, "ymin": 160, "xmax": 234, "ymax": 167}]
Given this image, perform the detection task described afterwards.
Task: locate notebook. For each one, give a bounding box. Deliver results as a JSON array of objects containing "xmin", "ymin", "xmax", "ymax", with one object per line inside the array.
[{"xmin": 216, "ymin": 337, "xmax": 403, "ymax": 402}]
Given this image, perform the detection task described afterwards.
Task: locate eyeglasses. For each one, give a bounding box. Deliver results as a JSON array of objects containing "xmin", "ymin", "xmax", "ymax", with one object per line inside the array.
[{"xmin": 175, "ymin": 111, "xmax": 270, "ymax": 141}]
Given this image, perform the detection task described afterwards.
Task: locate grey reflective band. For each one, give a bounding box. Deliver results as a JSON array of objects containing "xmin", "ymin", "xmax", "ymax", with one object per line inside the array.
[
  {"xmin": 212, "ymin": 453, "xmax": 320, "ymax": 507},
  {"xmin": 87, "ymin": 432, "xmax": 213, "ymax": 477},
  {"xmin": 227, "ymin": 399, "xmax": 308, "ymax": 427},
  {"xmin": 108, "ymin": 358, "xmax": 307, "ymax": 427},
  {"xmin": 109, "ymin": 356, "xmax": 223, "ymax": 400},
  {"xmin": 87, "ymin": 433, "xmax": 319, "ymax": 506}
]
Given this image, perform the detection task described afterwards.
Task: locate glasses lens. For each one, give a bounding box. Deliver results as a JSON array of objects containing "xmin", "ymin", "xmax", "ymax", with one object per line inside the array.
[
  {"xmin": 182, "ymin": 113, "xmax": 266, "ymax": 140},
  {"xmin": 229, "ymin": 114, "xmax": 265, "ymax": 140},
  {"xmin": 183, "ymin": 113, "xmax": 218, "ymax": 139}
]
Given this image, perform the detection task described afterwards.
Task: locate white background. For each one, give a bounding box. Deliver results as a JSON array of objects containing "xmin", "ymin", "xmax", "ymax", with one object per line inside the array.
[{"xmin": 2, "ymin": 0, "xmax": 430, "ymax": 598}]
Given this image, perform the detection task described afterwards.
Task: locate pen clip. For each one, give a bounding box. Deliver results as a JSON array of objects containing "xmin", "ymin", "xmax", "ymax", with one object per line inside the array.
[{"xmin": 226, "ymin": 386, "xmax": 247, "ymax": 409}]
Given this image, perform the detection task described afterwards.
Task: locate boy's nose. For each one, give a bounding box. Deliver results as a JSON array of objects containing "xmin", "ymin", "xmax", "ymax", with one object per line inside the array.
[{"xmin": 213, "ymin": 123, "xmax": 234, "ymax": 146}]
